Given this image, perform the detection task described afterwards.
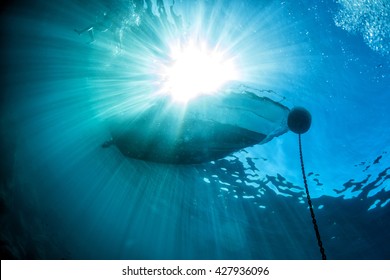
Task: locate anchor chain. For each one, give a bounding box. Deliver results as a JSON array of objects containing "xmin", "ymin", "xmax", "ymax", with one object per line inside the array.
[{"xmin": 299, "ymin": 134, "xmax": 327, "ymax": 260}]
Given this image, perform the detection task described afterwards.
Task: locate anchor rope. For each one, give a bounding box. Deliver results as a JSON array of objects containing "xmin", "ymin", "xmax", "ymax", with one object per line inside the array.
[{"xmin": 299, "ymin": 134, "xmax": 327, "ymax": 260}]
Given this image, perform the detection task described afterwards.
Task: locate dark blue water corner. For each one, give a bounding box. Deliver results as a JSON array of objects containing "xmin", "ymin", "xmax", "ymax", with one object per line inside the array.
[{"xmin": 1, "ymin": 0, "xmax": 390, "ymax": 260}]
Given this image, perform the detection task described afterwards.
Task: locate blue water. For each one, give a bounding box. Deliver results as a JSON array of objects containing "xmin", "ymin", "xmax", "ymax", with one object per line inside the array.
[{"xmin": 1, "ymin": 0, "xmax": 389, "ymax": 259}]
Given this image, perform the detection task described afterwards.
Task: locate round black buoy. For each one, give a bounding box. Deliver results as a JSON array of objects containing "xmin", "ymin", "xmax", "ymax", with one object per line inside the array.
[
  {"xmin": 289, "ymin": 106, "xmax": 327, "ymax": 260},
  {"xmin": 288, "ymin": 107, "xmax": 312, "ymax": 134}
]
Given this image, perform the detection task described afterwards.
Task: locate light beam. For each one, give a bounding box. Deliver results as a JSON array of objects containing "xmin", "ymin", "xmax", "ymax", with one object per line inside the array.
[{"xmin": 159, "ymin": 41, "xmax": 238, "ymax": 102}]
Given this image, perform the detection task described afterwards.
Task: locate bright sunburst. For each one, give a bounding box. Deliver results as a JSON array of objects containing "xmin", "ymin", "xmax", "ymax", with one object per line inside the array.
[
  {"xmin": 159, "ymin": 41, "xmax": 238, "ymax": 102},
  {"xmin": 91, "ymin": 0, "xmax": 303, "ymax": 114}
]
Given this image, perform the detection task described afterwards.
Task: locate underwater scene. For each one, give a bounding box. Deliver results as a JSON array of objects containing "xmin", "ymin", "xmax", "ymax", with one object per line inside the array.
[{"xmin": 0, "ymin": 0, "xmax": 389, "ymax": 260}]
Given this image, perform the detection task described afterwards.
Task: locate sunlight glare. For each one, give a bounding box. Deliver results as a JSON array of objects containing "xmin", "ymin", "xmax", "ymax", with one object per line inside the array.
[{"xmin": 160, "ymin": 43, "xmax": 238, "ymax": 102}]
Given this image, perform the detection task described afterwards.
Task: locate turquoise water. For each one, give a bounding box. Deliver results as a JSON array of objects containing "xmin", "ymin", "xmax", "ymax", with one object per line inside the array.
[{"xmin": 0, "ymin": 0, "xmax": 389, "ymax": 259}]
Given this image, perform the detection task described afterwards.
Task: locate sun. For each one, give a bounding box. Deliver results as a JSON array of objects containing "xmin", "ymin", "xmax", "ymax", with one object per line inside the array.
[{"xmin": 159, "ymin": 42, "xmax": 238, "ymax": 102}]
